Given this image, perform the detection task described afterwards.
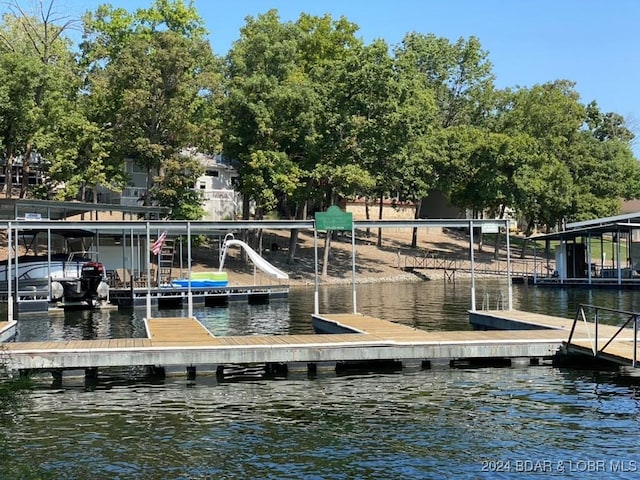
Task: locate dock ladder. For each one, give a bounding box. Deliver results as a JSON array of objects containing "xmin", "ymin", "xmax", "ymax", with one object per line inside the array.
[{"xmin": 158, "ymin": 239, "xmax": 175, "ymax": 285}]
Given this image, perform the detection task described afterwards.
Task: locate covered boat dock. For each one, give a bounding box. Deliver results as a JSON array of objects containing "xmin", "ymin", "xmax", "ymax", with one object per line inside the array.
[{"xmin": 528, "ymin": 212, "xmax": 640, "ymax": 288}]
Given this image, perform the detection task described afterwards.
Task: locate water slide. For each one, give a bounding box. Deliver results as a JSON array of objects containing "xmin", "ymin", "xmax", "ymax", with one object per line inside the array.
[{"xmin": 219, "ymin": 238, "xmax": 289, "ymax": 280}]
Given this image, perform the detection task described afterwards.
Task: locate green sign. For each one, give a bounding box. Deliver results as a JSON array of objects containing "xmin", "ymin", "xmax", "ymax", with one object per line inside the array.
[{"xmin": 315, "ymin": 205, "xmax": 353, "ymax": 231}]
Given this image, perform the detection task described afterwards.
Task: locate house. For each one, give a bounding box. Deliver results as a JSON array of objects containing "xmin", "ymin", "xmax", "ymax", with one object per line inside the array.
[
  {"xmin": 97, "ymin": 150, "xmax": 243, "ymax": 220},
  {"xmin": 191, "ymin": 151, "xmax": 242, "ymax": 221}
]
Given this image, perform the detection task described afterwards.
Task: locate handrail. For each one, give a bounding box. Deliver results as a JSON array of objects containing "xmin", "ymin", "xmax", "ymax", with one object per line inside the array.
[
  {"xmin": 566, "ymin": 303, "xmax": 639, "ymax": 367},
  {"xmin": 404, "ymin": 253, "xmax": 545, "ymax": 277}
]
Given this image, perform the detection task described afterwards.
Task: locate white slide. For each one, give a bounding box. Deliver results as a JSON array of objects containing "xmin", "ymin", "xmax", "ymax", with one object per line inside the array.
[{"xmin": 219, "ymin": 239, "xmax": 289, "ymax": 280}]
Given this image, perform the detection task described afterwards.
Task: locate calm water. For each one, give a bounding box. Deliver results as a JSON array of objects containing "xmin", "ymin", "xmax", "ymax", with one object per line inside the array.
[{"xmin": 3, "ymin": 279, "xmax": 640, "ymax": 479}]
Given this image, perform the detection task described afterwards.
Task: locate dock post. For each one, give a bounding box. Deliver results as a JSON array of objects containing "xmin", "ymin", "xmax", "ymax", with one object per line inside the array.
[
  {"xmin": 506, "ymin": 220, "xmax": 513, "ymax": 310},
  {"xmin": 313, "ymin": 227, "xmax": 319, "ymax": 315},
  {"xmin": 51, "ymin": 369, "xmax": 63, "ymax": 382},
  {"xmin": 85, "ymin": 367, "xmax": 98, "ymax": 381},
  {"xmin": 186, "ymin": 365, "xmax": 196, "ymax": 380},
  {"xmin": 351, "ymin": 222, "xmax": 357, "ymax": 314},
  {"xmin": 7, "ymin": 222, "xmax": 13, "ymax": 323},
  {"xmin": 634, "ymin": 315, "xmax": 638, "ymax": 368},
  {"xmin": 470, "ymin": 220, "xmax": 476, "ymax": 311},
  {"xmin": 147, "ymin": 365, "xmax": 166, "ymax": 379}
]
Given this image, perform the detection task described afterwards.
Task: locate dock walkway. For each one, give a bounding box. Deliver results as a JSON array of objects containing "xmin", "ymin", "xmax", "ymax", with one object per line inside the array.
[
  {"xmin": 1, "ymin": 310, "xmax": 638, "ymax": 376},
  {"xmin": 471, "ymin": 309, "xmax": 640, "ymax": 367}
]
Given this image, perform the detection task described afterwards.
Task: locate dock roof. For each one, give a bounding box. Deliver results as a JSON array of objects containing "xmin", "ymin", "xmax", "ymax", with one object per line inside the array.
[{"xmin": 0, "ymin": 199, "xmax": 168, "ymax": 221}]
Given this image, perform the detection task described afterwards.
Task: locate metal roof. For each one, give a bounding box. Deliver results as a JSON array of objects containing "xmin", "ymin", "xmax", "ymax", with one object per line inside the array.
[
  {"xmin": 0, "ymin": 218, "xmax": 509, "ymax": 235},
  {"xmin": 528, "ymin": 222, "xmax": 640, "ymax": 242},
  {"xmin": 0, "ymin": 199, "xmax": 168, "ymax": 221},
  {"xmin": 566, "ymin": 212, "xmax": 640, "ymax": 229}
]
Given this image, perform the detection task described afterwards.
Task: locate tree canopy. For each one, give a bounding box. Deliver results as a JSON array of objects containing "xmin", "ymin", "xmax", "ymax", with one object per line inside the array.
[{"xmin": 0, "ymin": 1, "xmax": 638, "ymax": 229}]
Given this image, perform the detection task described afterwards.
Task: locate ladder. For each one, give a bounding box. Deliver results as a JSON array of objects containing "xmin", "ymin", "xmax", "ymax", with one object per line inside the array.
[{"xmin": 157, "ymin": 239, "xmax": 175, "ymax": 285}]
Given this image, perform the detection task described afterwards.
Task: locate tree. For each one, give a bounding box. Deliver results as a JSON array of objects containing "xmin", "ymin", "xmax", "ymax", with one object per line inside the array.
[
  {"xmin": 149, "ymin": 152, "xmax": 204, "ymax": 219},
  {"xmin": 396, "ymin": 33, "xmax": 495, "ymax": 129},
  {"xmin": 81, "ymin": 0, "xmax": 220, "ymax": 214},
  {"xmin": 0, "ymin": 1, "xmax": 84, "ymax": 199},
  {"xmin": 493, "ymin": 81, "xmax": 640, "ymax": 229},
  {"xmin": 223, "ymin": 9, "xmax": 317, "ymax": 221},
  {"xmin": 223, "ymin": 10, "xmax": 365, "ymax": 263}
]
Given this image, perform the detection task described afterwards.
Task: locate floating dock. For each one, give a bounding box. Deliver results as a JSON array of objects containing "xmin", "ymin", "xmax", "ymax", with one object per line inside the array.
[
  {"xmin": 107, "ymin": 284, "xmax": 289, "ymax": 308},
  {"xmin": 2, "ymin": 310, "xmax": 638, "ymax": 380}
]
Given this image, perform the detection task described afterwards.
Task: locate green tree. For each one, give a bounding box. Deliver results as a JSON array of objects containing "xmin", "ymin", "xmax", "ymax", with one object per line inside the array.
[
  {"xmin": 223, "ymin": 10, "xmax": 365, "ymax": 263},
  {"xmin": 396, "ymin": 32, "xmax": 495, "ymax": 129},
  {"xmin": 149, "ymin": 152, "xmax": 204, "ymax": 219},
  {"xmin": 494, "ymin": 81, "xmax": 640, "ymax": 229},
  {"xmin": 81, "ymin": 0, "xmax": 220, "ymax": 215},
  {"xmin": 223, "ymin": 9, "xmax": 314, "ymax": 222},
  {"xmin": 0, "ymin": 2, "xmax": 87, "ymax": 200}
]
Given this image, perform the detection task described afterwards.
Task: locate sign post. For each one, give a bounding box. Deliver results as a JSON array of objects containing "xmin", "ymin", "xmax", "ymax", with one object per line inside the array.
[{"xmin": 314, "ymin": 206, "xmax": 356, "ymax": 314}]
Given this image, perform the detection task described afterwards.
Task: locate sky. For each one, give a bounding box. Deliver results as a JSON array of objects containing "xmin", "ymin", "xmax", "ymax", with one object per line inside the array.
[{"xmin": 51, "ymin": 0, "xmax": 640, "ymax": 154}]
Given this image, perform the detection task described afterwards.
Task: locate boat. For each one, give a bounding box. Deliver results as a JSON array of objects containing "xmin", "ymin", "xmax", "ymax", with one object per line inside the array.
[{"xmin": 0, "ymin": 229, "xmax": 109, "ymax": 308}]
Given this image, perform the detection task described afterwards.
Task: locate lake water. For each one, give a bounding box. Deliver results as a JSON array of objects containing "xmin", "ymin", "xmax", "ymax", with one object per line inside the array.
[{"xmin": 2, "ymin": 279, "xmax": 640, "ymax": 479}]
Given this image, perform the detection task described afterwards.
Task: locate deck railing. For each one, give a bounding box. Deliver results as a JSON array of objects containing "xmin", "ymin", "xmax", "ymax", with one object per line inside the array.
[{"xmin": 566, "ymin": 304, "xmax": 640, "ymax": 367}]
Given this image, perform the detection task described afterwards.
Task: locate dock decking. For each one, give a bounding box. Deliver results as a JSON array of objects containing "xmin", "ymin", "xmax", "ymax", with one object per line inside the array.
[{"xmin": 1, "ymin": 310, "xmax": 638, "ymax": 376}]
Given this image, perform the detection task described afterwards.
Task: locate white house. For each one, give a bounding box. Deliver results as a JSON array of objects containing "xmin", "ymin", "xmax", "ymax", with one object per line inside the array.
[
  {"xmin": 97, "ymin": 150, "xmax": 243, "ymax": 220},
  {"xmin": 192, "ymin": 151, "xmax": 242, "ymax": 221}
]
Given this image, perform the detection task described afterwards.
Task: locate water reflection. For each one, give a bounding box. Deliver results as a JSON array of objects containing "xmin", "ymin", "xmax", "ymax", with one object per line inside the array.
[
  {"xmin": 3, "ymin": 368, "xmax": 640, "ymax": 479},
  {"xmin": 12, "ymin": 279, "xmax": 640, "ymax": 342},
  {"xmin": 4, "ymin": 281, "xmax": 640, "ymax": 479}
]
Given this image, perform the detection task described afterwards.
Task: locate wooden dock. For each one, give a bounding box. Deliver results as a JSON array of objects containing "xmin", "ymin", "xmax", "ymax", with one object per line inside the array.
[{"xmin": 1, "ymin": 310, "xmax": 638, "ymax": 378}]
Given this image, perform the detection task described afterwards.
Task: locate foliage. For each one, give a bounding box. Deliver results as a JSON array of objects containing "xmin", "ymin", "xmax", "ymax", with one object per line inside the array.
[
  {"xmin": 80, "ymin": 0, "xmax": 220, "ymax": 209},
  {"xmin": 0, "ymin": 4, "xmax": 85, "ymax": 199},
  {"xmin": 222, "ymin": 10, "xmax": 326, "ymax": 217},
  {"xmin": 491, "ymin": 81, "xmax": 640, "ymax": 229},
  {"xmin": 149, "ymin": 152, "xmax": 205, "ymax": 219},
  {"xmin": 0, "ymin": 2, "xmax": 638, "ymax": 231}
]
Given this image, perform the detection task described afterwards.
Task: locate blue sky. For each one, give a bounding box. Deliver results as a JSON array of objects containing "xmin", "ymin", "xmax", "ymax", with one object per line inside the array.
[{"xmin": 59, "ymin": 0, "xmax": 640, "ymax": 154}]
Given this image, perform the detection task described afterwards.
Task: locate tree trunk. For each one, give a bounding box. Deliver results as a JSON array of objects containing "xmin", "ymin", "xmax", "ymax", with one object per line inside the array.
[
  {"xmin": 287, "ymin": 201, "xmax": 306, "ymax": 264},
  {"xmin": 80, "ymin": 183, "xmax": 86, "ymax": 220},
  {"xmin": 377, "ymin": 194, "xmax": 384, "ymax": 248},
  {"xmin": 365, "ymin": 198, "xmax": 371, "ymax": 237},
  {"xmin": 242, "ymin": 194, "xmax": 250, "ymax": 220},
  {"xmin": 493, "ymin": 205, "xmax": 507, "ymax": 259},
  {"xmin": 19, "ymin": 143, "xmax": 32, "ymax": 199},
  {"xmin": 321, "ymin": 230, "xmax": 332, "ymax": 277},
  {"xmin": 411, "ymin": 199, "xmax": 422, "ymax": 248},
  {"xmin": 257, "ymin": 228, "xmax": 264, "ymax": 255},
  {"xmin": 520, "ymin": 220, "xmax": 534, "ymax": 259},
  {"xmin": 287, "ymin": 229, "xmax": 299, "ymax": 264},
  {"xmin": 476, "ymin": 210, "xmax": 484, "ymax": 252},
  {"xmin": 5, "ymin": 155, "xmax": 13, "ymax": 199}
]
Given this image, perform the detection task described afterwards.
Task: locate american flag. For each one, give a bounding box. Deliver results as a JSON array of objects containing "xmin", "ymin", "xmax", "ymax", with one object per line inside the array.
[{"xmin": 151, "ymin": 231, "xmax": 167, "ymax": 255}]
